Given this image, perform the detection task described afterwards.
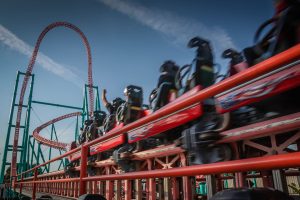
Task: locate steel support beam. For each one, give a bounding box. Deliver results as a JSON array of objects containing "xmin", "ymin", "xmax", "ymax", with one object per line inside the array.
[
  {"xmin": 79, "ymin": 146, "xmax": 88, "ymax": 196},
  {"xmin": 31, "ymin": 100, "xmax": 82, "ymax": 110},
  {"xmin": 1, "ymin": 71, "xmax": 28, "ymax": 183}
]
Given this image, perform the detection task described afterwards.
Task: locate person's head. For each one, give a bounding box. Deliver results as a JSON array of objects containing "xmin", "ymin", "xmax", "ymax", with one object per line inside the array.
[
  {"xmin": 93, "ymin": 110, "xmax": 107, "ymax": 126},
  {"xmin": 160, "ymin": 60, "xmax": 179, "ymax": 74},
  {"xmin": 112, "ymin": 97, "xmax": 124, "ymax": 109},
  {"xmin": 84, "ymin": 119, "xmax": 93, "ymax": 126}
]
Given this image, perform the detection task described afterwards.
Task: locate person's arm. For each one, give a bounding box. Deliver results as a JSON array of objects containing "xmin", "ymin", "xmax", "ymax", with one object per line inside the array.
[{"xmin": 102, "ymin": 89, "xmax": 109, "ymax": 107}]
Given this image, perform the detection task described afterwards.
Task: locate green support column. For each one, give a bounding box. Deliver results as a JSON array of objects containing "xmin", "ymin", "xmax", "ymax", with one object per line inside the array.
[
  {"xmin": 53, "ymin": 126, "xmax": 65, "ymax": 168},
  {"xmin": 85, "ymin": 85, "xmax": 89, "ymax": 120},
  {"xmin": 81, "ymin": 84, "xmax": 101, "ymax": 126},
  {"xmin": 30, "ymin": 138, "xmax": 36, "ymax": 167},
  {"xmin": 82, "ymin": 93, "xmax": 87, "ymax": 126},
  {"xmin": 95, "ymin": 86, "xmax": 101, "ymax": 111},
  {"xmin": 26, "ymin": 136, "xmax": 32, "ymax": 175},
  {"xmin": 0, "ymin": 71, "xmax": 21, "ymax": 183},
  {"xmin": 20, "ymin": 111, "xmax": 29, "ymax": 174},
  {"xmin": 75, "ymin": 115, "xmax": 79, "ymax": 142},
  {"xmin": 48, "ymin": 124, "xmax": 55, "ymax": 172},
  {"xmin": 37, "ymin": 143, "xmax": 48, "ymax": 172},
  {"xmin": 37, "ymin": 143, "xmax": 41, "ymax": 165}
]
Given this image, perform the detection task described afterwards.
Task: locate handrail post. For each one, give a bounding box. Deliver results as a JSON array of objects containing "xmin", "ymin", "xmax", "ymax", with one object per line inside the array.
[
  {"xmin": 79, "ymin": 145, "xmax": 88, "ymax": 196},
  {"xmin": 19, "ymin": 174, "xmax": 23, "ymax": 195},
  {"xmin": 32, "ymin": 168, "xmax": 37, "ymax": 200}
]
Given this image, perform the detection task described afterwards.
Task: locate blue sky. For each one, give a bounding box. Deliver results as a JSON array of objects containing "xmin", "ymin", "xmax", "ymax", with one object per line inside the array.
[{"xmin": 0, "ymin": 0, "xmax": 273, "ymax": 168}]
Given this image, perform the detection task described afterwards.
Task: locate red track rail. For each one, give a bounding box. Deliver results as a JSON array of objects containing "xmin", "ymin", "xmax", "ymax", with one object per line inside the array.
[
  {"xmin": 11, "ymin": 22, "xmax": 94, "ymax": 180},
  {"xmin": 32, "ymin": 112, "xmax": 82, "ymax": 150}
]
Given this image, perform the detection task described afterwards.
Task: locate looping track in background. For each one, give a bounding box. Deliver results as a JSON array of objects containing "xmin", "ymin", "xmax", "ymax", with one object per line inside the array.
[{"xmin": 11, "ymin": 22, "xmax": 94, "ymax": 178}]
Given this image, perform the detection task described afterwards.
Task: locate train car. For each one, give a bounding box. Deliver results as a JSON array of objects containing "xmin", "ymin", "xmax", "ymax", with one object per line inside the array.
[{"xmin": 67, "ymin": 1, "xmax": 300, "ymax": 173}]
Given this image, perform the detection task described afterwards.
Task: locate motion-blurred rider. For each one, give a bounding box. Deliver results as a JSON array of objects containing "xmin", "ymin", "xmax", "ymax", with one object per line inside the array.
[{"xmin": 101, "ymin": 89, "xmax": 125, "ymax": 132}]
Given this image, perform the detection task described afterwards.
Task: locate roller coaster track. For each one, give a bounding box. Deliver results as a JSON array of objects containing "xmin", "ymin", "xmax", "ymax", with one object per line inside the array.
[
  {"xmin": 32, "ymin": 112, "xmax": 82, "ymax": 151},
  {"xmin": 11, "ymin": 22, "xmax": 94, "ymax": 180}
]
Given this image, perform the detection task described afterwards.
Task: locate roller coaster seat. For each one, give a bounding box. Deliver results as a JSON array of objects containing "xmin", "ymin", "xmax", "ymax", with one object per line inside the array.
[
  {"xmin": 150, "ymin": 82, "xmax": 178, "ymax": 111},
  {"xmin": 222, "ymin": 48, "xmax": 248, "ymax": 77},
  {"xmin": 243, "ymin": 1, "xmax": 300, "ymax": 66},
  {"xmin": 117, "ymin": 85, "xmax": 144, "ymax": 124},
  {"xmin": 187, "ymin": 37, "xmax": 214, "ymax": 89},
  {"xmin": 217, "ymin": 48, "xmax": 300, "ymax": 118},
  {"xmin": 178, "ymin": 37, "xmax": 234, "ymax": 165},
  {"xmin": 150, "ymin": 61, "xmax": 179, "ymax": 111},
  {"xmin": 217, "ymin": 2, "xmax": 300, "ymax": 122},
  {"xmin": 103, "ymin": 98, "xmax": 125, "ymax": 133},
  {"xmin": 78, "ymin": 120, "xmax": 93, "ymax": 144},
  {"xmin": 85, "ymin": 110, "xmax": 106, "ymax": 138},
  {"xmin": 93, "ymin": 110, "xmax": 106, "ymax": 127},
  {"xmin": 124, "ymin": 85, "xmax": 143, "ymax": 106},
  {"xmin": 176, "ymin": 37, "xmax": 215, "ymax": 97},
  {"xmin": 103, "ymin": 114, "xmax": 117, "ymax": 133},
  {"xmin": 86, "ymin": 123, "xmax": 99, "ymax": 142}
]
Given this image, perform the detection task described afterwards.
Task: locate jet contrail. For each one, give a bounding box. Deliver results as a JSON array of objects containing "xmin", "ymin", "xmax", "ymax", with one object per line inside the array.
[
  {"xmin": 0, "ymin": 24, "xmax": 83, "ymax": 87},
  {"xmin": 98, "ymin": 0, "xmax": 237, "ymax": 54}
]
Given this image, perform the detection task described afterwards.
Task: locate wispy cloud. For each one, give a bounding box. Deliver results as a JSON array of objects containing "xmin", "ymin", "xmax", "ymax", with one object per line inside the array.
[
  {"xmin": 98, "ymin": 0, "xmax": 237, "ymax": 54},
  {"xmin": 0, "ymin": 24, "xmax": 83, "ymax": 87}
]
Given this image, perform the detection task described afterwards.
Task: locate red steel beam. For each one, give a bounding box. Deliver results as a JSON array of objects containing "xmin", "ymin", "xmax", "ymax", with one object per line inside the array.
[
  {"xmin": 79, "ymin": 146, "xmax": 88, "ymax": 196},
  {"xmin": 83, "ymin": 151, "xmax": 300, "ymax": 181},
  {"xmin": 219, "ymin": 112, "xmax": 300, "ymax": 143},
  {"xmin": 18, "ymin": 178, "xmax": 80, "ymax": 184},
  {"xmin": 19, "ymin": 146, "xmax": 81, "ymax": 176},
  {"xmin": 18, "ymin": 151, "xmax": 300, "ymax": 185},
  {"xmin": 37, "ymin": 170, "xmax": 65, "ymax": 178},
  {"xmin": 32, "ymin": 169, "xmax": 37, "ymax": 200},
  {"xmin": 94, "ymin": 159, "xmax": 115, "ymax": 167},
  {"xmin": 130, "ymin": 144, "xmax": 184, "ymax": 160},
  {"xmin": 86, "ymin": 45, "xmax": 300, "ymax": 148}
]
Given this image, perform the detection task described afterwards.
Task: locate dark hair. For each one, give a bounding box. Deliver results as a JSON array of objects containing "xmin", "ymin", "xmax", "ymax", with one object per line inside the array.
[
  {"xmin": 160, "ymin": 60, "xmax": 179, "ymax": 74},
  {"xmin": 112, "ymin": 97, "xmax": 124, "ymax": 108}
]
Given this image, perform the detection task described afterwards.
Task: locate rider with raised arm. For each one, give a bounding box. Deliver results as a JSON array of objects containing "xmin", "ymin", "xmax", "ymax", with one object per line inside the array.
[
  {"xmin": 101, "ymin": 89, "xmax": 125, "ymax": 132},
  {"xmin": 102, "ymin": 89, "xmax": 123, "ymax": 115}
]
